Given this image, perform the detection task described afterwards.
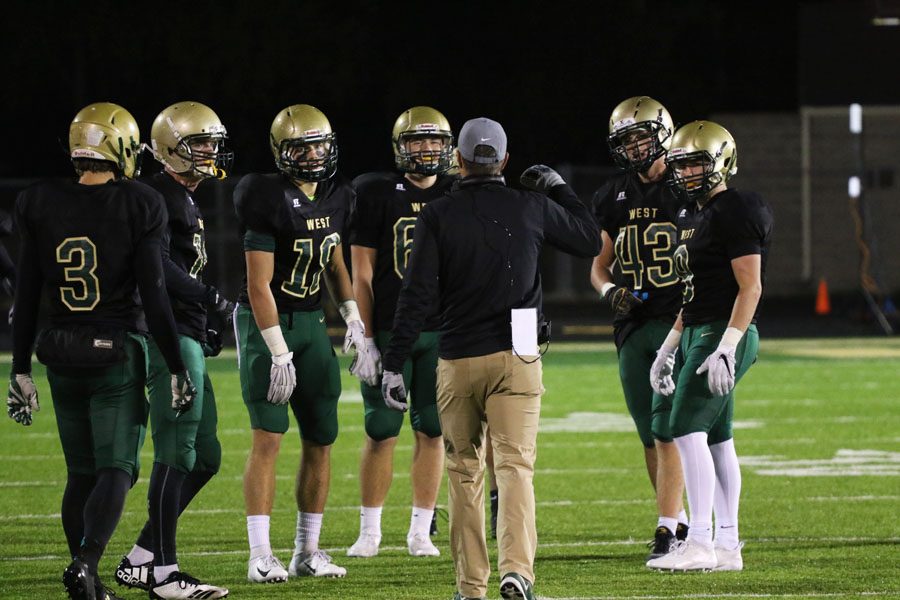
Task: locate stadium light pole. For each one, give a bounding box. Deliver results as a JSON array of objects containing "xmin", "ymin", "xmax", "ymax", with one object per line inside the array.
[{"xmin": 848, "ymin": 103, "xmax": 893, "ymax": 334}]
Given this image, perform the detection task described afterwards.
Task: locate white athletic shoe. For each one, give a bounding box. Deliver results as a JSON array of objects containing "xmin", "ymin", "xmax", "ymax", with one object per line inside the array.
[
  {"xmin": 289, "ymin": 550, "xmax": 347, "ymax": 577},
  {"xmin": 247, "ymin": 554, "xmax": 288, "ymax": 583},
  {"xmin": 407, "ymin": 532, "xmax": 440, "ymax": 557},
  {"xmin": 646, "ymin": 539, "xmax": 717, "ymax": 571},
  {"xmin": 149, "ymin": 571, "xmax": 229, "ymax": 599},
  {"xmin": 346, "ymin": 532, "xmax": 381, "ymax": 557},
  {"xmin": 713, "ymin": 541, "xmax": 744, "ymax": 571}
]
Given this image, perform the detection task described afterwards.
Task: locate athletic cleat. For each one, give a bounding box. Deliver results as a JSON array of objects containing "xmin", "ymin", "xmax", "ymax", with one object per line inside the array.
[
  {"xmin": 430, "ymin": 510, "xmax": 439, "ymax": 536},
  {"xmin": 452, "ymin": 593, "xmax": 486, "ymax": 600},
  {"xmin": 646, "ymin": 539, "xmax": 717, "ymax": 571},
  {"xmin": 346, "ymin": 532, "xmax": 381, "ymax": 557},
  {"xmin": 149, "ymin": 571, "xmax": 229, "ymax": 599},
  {"xmin": 114, "ymin": 555, "xmax": 153, "ymax": 590},
  {"xmin": 63, "ymin": 558, "xmax": 96, "ymax": 600},
  {"xmin": 499, "ymin": 572, "xmax": 536, "ymax": 600},
  {"xmin": 247, "ymin": 554, "xmax": 288, "ymax": 583},
  {"xmin": 647, "ymin": 526, "xmax": 676, "ymax": 560},
  {"xmin": 713, "ymin": 541, "xmax": 744, "ymax": 572},
  {"xmin": 96, "ymin": 581, "xmax": 125, "ymax": 600},
  {"xmin": 676, "ymin": 522, "xmax": 689, "ymax": 541},
  {"xmin": 407, "ymin": 532, "xmax": 440, "ymax": 557},
  {"xmin": 289, "ymin": 550, "xmax": 347, "ymax": 577}
]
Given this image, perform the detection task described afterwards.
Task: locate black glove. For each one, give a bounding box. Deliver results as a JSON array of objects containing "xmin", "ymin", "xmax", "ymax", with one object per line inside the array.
[
  {"xmin": 519, "ymin": 164, "xmax": 565, "ymax": 191},
  {"xmin": 170, "ymin": 370, "xmax": 197, "ymax": 416},
  {"xmin": 605, "ymin": 285, "xmax": 643, "ymax": 317},
  {"xmin": 204, "ymin": 308, "xmax": 226, "ymax": 357},
  {"xmin": 207, "ymin": 289, "xmax": 236, "ymax": 327}
]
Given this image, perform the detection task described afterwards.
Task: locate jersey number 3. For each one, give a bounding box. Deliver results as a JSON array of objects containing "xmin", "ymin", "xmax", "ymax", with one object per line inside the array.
[{"xmin": 56, "ymin": 237, "xmax": 100, "ymax": 311}]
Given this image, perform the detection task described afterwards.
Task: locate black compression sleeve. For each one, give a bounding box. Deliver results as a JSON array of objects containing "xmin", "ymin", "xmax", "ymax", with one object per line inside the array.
[
  {"xmin": 0, "ymin": 245, "xmax": 15, "ymax": 282},
  {"xmin": 11, "ymin": 236, "xmax": 42, "ymax": 374},
  {"xmin": 135, "ymin": 237, "xmax": 185, "ymax": 373}
]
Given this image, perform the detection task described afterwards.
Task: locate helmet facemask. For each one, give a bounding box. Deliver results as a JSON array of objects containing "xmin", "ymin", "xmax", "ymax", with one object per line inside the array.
[
  {"xmin": 395, "ymin": 131, "xmax": 454, "ymax": 175},
  {"xmin": 666, "ymin": 151, "xmax": 722, "ymax": 202},
  {"xmin": 608, "ymin": 121, "xmax": 669, "ymax": 173},
  {"xmin": 274, "ymin": 132, "xmax": 339, "ymax": 182},
  {"xmin": 171, "ymin": 131, "xmax": 234, "ymax": 179}
]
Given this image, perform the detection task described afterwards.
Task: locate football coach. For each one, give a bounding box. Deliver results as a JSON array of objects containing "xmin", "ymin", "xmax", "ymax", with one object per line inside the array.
[{"xmin": 381, "ymin": 117, "xmax": 600, "ymax": 600}]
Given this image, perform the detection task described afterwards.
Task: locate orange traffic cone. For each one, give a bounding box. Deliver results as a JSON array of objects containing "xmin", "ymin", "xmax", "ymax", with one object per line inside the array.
[{"xmin": 815, "ymin": 277, "xmax": 831, "ymax": 316}]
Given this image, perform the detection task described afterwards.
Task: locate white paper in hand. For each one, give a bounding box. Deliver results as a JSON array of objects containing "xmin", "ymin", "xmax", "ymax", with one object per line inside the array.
[{"xmin": 511, "ymin": 308, "xmax": 538, "ymax": 356}]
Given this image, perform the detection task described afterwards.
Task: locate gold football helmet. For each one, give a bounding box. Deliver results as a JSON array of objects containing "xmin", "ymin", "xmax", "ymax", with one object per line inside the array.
[
  {"xmin": 607, "ymin": 96, "xmax": 674, "ymax": 173},
  {"xmin": 665, "ymin": 120, "xmax": 737, "ymax": 200},
  {"xmin": 69, "ymin": 102, "xmax": 142, "ymax": 178},
  {"xmin": 270, "ymin": 104, "xmax": 338, "ymax": 181},
  {"xmin": 392, "ymin": 106, "xmax": 454, "ymax": 175},
  {"xmin": 150, "ymin": 101, "xmax": 233, "ymax": 179}
]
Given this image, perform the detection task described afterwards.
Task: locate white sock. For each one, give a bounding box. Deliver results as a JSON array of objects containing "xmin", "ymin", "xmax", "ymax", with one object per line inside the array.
[
  {"xmin": 247, "ymin": 515, "xmax": 272, "ymax": 559},
  {"xmin": 710, "ymin": 438, "xmax": 742, "ymax": 549},
  {"xmin": 409, "ymin": 506, "xmax": 434, "ymax": 537},
  {"xmin": 153, "ymin": 564, "xmax": 178, "ymax": 582},
  {"xmin": 674, "ymin": 432, "xmax": 716, "ymax": 546},
  {"xmin": 658, "ymin": 516, "xmax": 678, "ymax": 534},
  {"xmin": 678, "ymin": 509, "xmax": 689, "ymax": 527},
  {"xmin": 296, "ymin": 512, "xmax": 323, "ymax": 553},
  {"xmin": 127, "ymin": 544, "xmax": 153, "ymax": 565},
  {"xmin": 360, "ymin": 506, "xmax": 383, "ymax": 537}
]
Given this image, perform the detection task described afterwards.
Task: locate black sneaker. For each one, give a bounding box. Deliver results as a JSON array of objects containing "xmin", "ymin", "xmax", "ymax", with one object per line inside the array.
[
  {"xmin": 676, "ymin": 522, "xmax": 689, "ymax": 541},
  {"xmin": 430, "ymin": 510, "xmax": 438, "ymax": 536},
  {"xmin": 647, "ymin": 525, "xmax": 675, "ymax": 560},
  {"xmin": 499, "ymin": 572, "xmax": 535, "ymax": 600},
  {"xmin": 489, "ymin": 490, "xmax": 499, "ymax": 539},
  {"xmin": 150, "ymin": 571, "xmax": 229, "ymax": 599},
  {"xmin": 114, "ymin": 555, "xmax": 153, "ymax": 590},
  {"xmin": 63, "ymin": 558, "xmax": 96, "ymax": 600},
  {"xmin": 95, "ymin": 579, "xmax": 125, "ymax": 600}
]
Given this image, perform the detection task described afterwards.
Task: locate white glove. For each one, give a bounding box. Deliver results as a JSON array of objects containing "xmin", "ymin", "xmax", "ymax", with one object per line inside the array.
[
  {"xmin": 696, "ymin": 343, "xmax": 737, "ymax": 397},
  {"xmin": 520, "ymin": 164, "xmax": 565, "ymax": 191},
  {"xmin": 381, "ymin": 370, "xmax": 408, "ymax": 412},
  {"xmin": 7, "ymin": 373, "xmax": 39, "ymax": 426},
  {"xmin": 350, "ymin": 337, "xmax": 381, "ymax": 387},
  {"xmin": 342, "ymin": 319, "xmax": 366, "ymax": 355},
  {"xmin": 268, "ymin": 352, "xmax": 296, "ymax": 405},
  {"xmin": 650, "ymin": 328, "xmax": 682, "ymax": 396}
]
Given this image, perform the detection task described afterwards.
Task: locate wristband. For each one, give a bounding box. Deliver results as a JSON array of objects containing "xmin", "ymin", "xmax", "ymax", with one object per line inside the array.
[
  {"xmin": 663, "ymin": 328, "xmax": 682, "ymax": 348},
  {"xmin": 338, "ymin": 300, "xmax": 361, "ymax": 325},
  {"xmin": 720, "ymin": 326, "xmax": 744, "ymax": 348},
  {"xmin": 260, "ymin": 325, "xmax": 289, "ymax": 356},
  {"xmin": 600, "ymin": 282, "xmax": 616, "ymax": 299}
]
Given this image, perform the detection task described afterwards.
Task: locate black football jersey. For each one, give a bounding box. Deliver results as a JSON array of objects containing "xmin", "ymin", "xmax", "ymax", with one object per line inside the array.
[
  {"xmin": 674, "ymin": 188, "xmax": 773, "ymax": 326},
  {"xmin": 143, "ymin": 173, "xmax": 208, "ymax": 339},
  {"xmin": 593, "ymin": 172, "xmax": 684, "ymax": 329},
  {"xmin": 15, "ymin": 178, "xmax": 166, "ymax": 331},
  {"xmin": 234, "ymin": 173, "xmax": 353, "ymax": 313},
  {"xmin": 349, "ymin": 172, "xmax": 453, "ymax": 331}
]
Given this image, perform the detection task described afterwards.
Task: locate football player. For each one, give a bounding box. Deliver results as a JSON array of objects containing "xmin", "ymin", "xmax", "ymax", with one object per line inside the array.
[
  {"xmin": 114, "ymin": 101, "xmax": 233, "ymax": 598},
  {"xmin": 590, "ymin": 97, "xmax": 688, "ymax": 558},
  {"xmin": 347, "ymin": 106, "xmax": 455, "ymax": 558},
  {"xmin": 7, "ymin": 102, "xmax": 195, "ymax": 600},
  {"xmin": 0, "ymin": 208, "xmax": 15, "ymax": 324},
  {"xmin": 647, "ymin": 121, "xmax": 773, "ymax": 571},
  {"xmin": 234, "ymin": 104, "xmax": 370, "ymax": 582}
]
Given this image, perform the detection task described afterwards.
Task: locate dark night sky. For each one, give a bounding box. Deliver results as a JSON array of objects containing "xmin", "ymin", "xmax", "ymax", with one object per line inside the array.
[
  {"xmin": 3, "ymin": 0, "xmax": 896, "ymax": 182},
  {"xmin": 0, "ymin": 0, "xmax": 809, "ymax": 180}
]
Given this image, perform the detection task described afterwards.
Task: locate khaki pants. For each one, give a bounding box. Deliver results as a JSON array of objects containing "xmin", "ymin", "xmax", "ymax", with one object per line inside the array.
[{"xmin": 437, "ymin": 351, "xmax": 543, "ymax": 598}]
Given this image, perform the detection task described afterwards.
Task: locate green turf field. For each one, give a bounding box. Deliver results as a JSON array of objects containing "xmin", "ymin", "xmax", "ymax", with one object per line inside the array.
[{"xmin": 1, "ymin": 338, "xmax": 898, "ymax": 600}]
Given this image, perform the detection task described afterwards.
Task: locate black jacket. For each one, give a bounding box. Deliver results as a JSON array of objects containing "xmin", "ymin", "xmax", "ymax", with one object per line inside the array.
[{"xmin": 383, "ymin": 176, "xmax": 599, "ymax": 370}]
